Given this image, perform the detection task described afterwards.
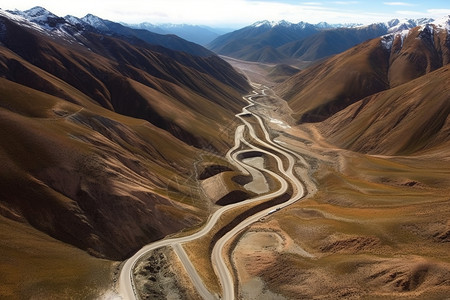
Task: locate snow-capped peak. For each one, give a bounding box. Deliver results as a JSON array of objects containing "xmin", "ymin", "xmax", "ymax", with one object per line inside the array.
[
  {"xmin": 276, "ymin": 20, "xmax": 293, "ymax": 27},
  {"xmin": 431, "ymin": 15, "xmax": 450, "ymax": 33},
  {"xmin": 81, "ymin": 14, "xmax": 109, "ymax": 31},
  {"xmin": 315, "ymin": 21, "xmax": 331, "ymax": 29},
  {"xmin": 251, "ymin": 20, "xmax": 270, "ymax": 27},
  {"xmin": 0, "ymin": 7, "xmax": 86, "ymax": 45},
  {"xmin": 8, "ymin": 6, "xmax": 68, "ymax": 29},
  {"xmin": 386, "ymin": 18, "xmax": 434, "ymax": 33},
  {"xmin": 23, "ymin": 6, "xmax": 57, "ymax": 19},
  {"xmin": 380, "ymin": 17, "xmax": 447, "ymax": 51},
  {"xmin": 251, "ymin": 20, "xmax": 293, "ymax": 28}
]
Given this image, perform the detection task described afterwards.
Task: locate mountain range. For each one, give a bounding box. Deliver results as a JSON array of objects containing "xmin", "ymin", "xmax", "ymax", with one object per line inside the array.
[
  {"xmin": 126, "ymin": 23, "xmax": 231, "ymax": 45},
  {"xmin": 8, "ymin": 7, "xmax": 214, "ymax": 57},
  {"xmin": 207, "ymin": 18, "xmax": 435, "ymax": 63}
]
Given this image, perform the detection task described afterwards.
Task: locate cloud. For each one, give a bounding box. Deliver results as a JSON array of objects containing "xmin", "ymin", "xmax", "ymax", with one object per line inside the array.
[
  {"xmin": 331, "ymin": 1, "xmax": 358, "ymax": 4},
  {"xmin": 302, "ymin": 1, "xmax": 323, "ymax": 5},
  {"xmin": 396, "ymin": 10, "xmax": 426, "ymax": 16},
  {"xmin": 383, "ymin": 2, "xmax": 416, "ymax": 6},
  {"xmin": 427, "ymin": 8, "xmax": 450, "ymax": 15}
]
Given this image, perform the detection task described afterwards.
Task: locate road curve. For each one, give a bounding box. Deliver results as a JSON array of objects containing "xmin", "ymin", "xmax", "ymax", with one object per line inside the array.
[
  {"xmin": 211, "ymin": 85, "xmax": 307, "ymax": 300},
  {"xmin": 118, "ymin": 84, "xmax": 307, "ymax": 299}
]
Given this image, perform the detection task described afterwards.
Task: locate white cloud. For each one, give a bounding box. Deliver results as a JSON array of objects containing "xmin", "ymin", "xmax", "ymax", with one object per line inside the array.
[
  {"xmin": 427, "ymin": 8, "xmax": 450, "ymax": 15},
  {"xmin": 383, "ymin": 2, "xmax": 416, "ymax": 6},
  {"xmin": 331, "ymin": 1, "xmax": 359, "ymax": 5},
  {"xmin": 396, "ymin": 10, "xmax": 428, "ymax": 16},
  {"xmin": 302, "ymin": 1, "xmax": 323, "ymax": 5}
]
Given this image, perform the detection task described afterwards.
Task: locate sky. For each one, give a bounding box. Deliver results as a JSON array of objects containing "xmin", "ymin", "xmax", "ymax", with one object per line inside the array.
[{"xmin": 0, "ymin": 0, "xmax": 449, "ymax": 28}]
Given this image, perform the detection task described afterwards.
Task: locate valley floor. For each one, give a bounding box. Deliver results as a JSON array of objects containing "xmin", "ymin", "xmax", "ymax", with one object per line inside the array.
[{"xmin": 123, "ymin": 79, "xmax": 450, "ymax": 299}]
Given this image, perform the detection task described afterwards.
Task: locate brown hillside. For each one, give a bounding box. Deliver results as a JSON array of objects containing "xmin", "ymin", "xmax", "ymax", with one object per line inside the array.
[
  {"xmin": 318, "ymin": 65, "xmax": 450, "ymax": 155},
  {"xmin": 0, "ymin": 78, "xmax": 209, "ymax": 260},
  {"xmin": 275, "ymin": 38, "xmax": 390, "ymax": 122},
  {"xmin": 0, "ymin": 15, "xmax": 250, "ymax": 151}
]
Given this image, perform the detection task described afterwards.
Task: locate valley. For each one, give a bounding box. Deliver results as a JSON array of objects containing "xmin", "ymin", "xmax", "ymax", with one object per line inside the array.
[
  {"xmin": 119, "ymin": 84, "xmax": 312, "ymax": 299},
  {"xmin": 118, "ymin": 74, "xmax": 450, "ymax": 299},
  {"xmin": 0, "ymin": 5, "xmax": 449, "ymax": 300}
]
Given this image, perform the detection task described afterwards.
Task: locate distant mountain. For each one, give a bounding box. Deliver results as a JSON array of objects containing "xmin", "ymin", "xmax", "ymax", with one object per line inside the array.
[
  {"xmin": 8, "ymin": 7, "xmax": 216, "ymax": 57},
  {"xmin": 275, "ymin": 17, "xmax": 450, "ymax": 123},
  {"xmin": 208, "ymin": 18, "xmax": 436, "ymax": 63},
  {"xmin": 278, "ymin": 23, "xmax": 389, "ymax": 61},
  {"xmin": 0, "ymin": 6, "xmax": 250, "ymax": 260},
  {"xmin": 315, "ymin": 21, "xmax": 362, "ymax": 29},
  {"xmin": 128, "ymin": 23, "xmax": 224, "ymax": 45},
  {"xmin": 70, "ymin": 14, "xmax": 215, "ymax": 56},
  {"xmin": 267, "ymin": 64, "xmax": 300, "ymax": 83},
  {"xmin": 207, "ymin": 20, "xmax": 320, "ymax": 61}
]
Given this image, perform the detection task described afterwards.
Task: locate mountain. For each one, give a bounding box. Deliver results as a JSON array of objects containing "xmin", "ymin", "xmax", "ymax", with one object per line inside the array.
[
  {"xmin": 207, "ymin": 20, "xmax": 320, "ymax": 62},
  {"xmin": 129, "ymin": 23, "xmax": 223, "ymax": 45},
  {"xmin": 277, "ymin": 23, "xmax": 389, "ymax": 61},
  {"xmin": 208, "ymin": 18, "xmax": 435, "ymax": 63},
  {"xmin": 318, "ymin": 64, "xmax": 450, "ymax": 155},
  {"xmin": 71, "ymin": 13, "xmax": 215, "ymax": 57},
  {"xmin": 275, "ymin": 17, "xmax": 450, "ymax": 123},
  {"xmin": 7, "ymin": 7, "xmax": 214, "ymax": 57},
  {"xmin": 0, "ymin": 6, "xmax": 251, "ymax": 262}
]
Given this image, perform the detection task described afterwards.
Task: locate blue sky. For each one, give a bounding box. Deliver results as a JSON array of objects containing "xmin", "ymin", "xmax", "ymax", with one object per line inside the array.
[{"xmin": 1, "ymin": 0, "xmax": 449, "ymax": 27}]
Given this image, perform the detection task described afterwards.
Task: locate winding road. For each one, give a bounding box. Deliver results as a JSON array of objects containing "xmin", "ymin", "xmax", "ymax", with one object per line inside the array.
[{"xmin": 118, "ymin": 84, "xmax": 308, "ymax": 299}]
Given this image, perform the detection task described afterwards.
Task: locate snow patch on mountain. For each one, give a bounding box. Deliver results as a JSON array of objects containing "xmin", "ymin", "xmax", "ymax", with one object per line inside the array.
[
  {"xmin": 65, "ymin": 15, "xmax": 84, "ymax": 26},
  {"xmin": 0, "ymin": 7, "xmax": 85, "ymax": 45},
  {"xmin": 0, "ymin": 8, "xmax": 48, "ymax": 35},
  {"xmin": 381, "ymin": 27, "xmax": 413, "ymax": 50},
  {"xmin": 431, "ymin": 15, "xmax": 450, "ymax": 33},
  {"xmin": 381, "ymin": 28, "xmax": 413, "ymax": 50},
  {"xmin": 381, "ymin": 34, "xmax": 394, "ymax": 50},
  {"xmin": 380, "ymin": 16, "xmax": 448, "ymax": 51}
]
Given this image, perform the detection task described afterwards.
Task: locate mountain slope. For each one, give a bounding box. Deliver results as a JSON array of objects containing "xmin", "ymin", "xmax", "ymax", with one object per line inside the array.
[
  {"xmin": 318, "ymin": 64, "xmax": 450, "ymax": 155},
  {"xmin": 0, "ymin": 77, "xmax": 203, "ymax": 260},
  {"xmin": 276, "ymin": 19, "xmax": 450, "ymax": 123},
  {"xmin": 275, "ymin": 38, "xmax": 390, "ymax": 122},
  {"xmin": 0, "ymin": 7, "xmax": 251, "ymax": 262}
]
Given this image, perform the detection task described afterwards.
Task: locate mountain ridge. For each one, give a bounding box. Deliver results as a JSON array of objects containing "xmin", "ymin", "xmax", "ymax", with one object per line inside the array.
[
  {"xmin": 208, "ymin": 17, "xmax": 439, "ymax": 63},
  {"xmin": 5, "ymin": 6, "xmax": 215, "ymax": 57}
]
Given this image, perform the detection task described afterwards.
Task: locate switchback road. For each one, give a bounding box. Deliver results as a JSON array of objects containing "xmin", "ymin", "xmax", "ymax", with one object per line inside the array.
[{"xmin": 118, "ymin": 84, "xmax": 308, "ymax": 299}]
